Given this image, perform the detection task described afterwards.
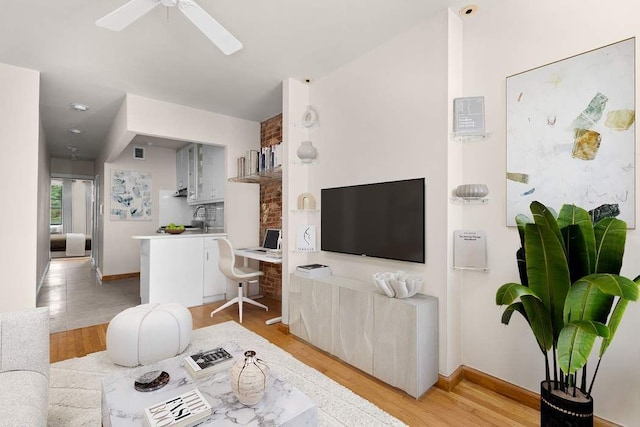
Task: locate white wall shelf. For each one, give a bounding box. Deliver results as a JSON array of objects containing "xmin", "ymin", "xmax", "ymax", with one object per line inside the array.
[
  {"xmin": 450, "ymin": 197, "xmax": 489, "ymax": 205},
  {"xmin": 452, "ymin": 267, "xmax": 490, "ymax": 272},
  {"xmin": 450, "ymin": 131, "xmax": 491, "ymax": 142},
  {"xmin": 291, "ymin": 159, "xmax": 319, "ymax": 165}
]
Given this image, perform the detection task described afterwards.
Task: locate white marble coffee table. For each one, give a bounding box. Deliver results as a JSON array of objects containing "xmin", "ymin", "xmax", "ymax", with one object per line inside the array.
[{"xmin": 101, "ymin": 342, "xmax": 317, "ymax": 426}]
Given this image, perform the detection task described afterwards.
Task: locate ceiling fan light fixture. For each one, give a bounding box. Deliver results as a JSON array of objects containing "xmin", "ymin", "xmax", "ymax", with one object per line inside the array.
[
  {"xmin": 70, "ymin": 102, "xmax": 90, "ymax": 112},
  {"xmin": 96, "ymin": 0, "xmax": 242, "ymax": 55}
]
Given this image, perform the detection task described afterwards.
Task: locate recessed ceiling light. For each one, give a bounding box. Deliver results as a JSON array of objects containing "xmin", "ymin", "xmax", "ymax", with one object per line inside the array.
[
  {"xmin": 69, "ymin": 128, "xmax": 82, "ymax": 134},
  {"xmin": 459, "ymin": 4, "xmax": 478, "ymax": 16},
  {"xmin": 70, "ymin": 102, "xmax": 90, "ymax": 112}
]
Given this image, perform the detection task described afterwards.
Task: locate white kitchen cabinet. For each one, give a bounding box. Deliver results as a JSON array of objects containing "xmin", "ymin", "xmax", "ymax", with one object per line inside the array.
[
  {"xmin": 176, "ymin": 146, "xmax": 189, "ymax": 191},
  {"xmin": 198, "ymin": 144, "xmax": 225, "ymax": 203},
  {"xmin": 135, "ymin": 233, "xmax": 229, "ymax": 308},
  {"xmin": 186, "ymin": 144, "xmax": 198, "ymax": 203},
  {"xmin": 139, "ymin": 237, "xmax": 204, "ymax": 308},
  {"xmin": 203, "ymin": 236, "xmax": 230, "ymax": 303}
]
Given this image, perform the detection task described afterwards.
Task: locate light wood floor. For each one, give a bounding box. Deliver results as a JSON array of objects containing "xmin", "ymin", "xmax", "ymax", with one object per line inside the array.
[{"xmin": 50, "ymin": 297, "xmax": 543, "ymax": 426}]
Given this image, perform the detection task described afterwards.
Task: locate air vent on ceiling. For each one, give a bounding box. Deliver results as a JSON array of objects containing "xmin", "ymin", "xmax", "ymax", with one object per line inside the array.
[{"xmin": 133, "ymin": 146, "xmax": 145, "ymax": 160}]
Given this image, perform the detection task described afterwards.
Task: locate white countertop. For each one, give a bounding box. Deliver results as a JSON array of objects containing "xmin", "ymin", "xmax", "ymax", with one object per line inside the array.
[{"xmin": 131, "ymin": 232, "xmax": 227, "ymax": 240}]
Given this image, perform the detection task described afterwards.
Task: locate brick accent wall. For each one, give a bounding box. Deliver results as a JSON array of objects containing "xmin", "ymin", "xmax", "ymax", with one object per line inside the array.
[{"xmin": 259, "ymin": 114, "xmax": 282, "ymax": 299}]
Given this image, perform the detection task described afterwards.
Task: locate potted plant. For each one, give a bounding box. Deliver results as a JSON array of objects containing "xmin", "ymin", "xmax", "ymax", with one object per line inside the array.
[{"xmin": 496, "ymin": 201, "xmax": 638, "ymax": 426}]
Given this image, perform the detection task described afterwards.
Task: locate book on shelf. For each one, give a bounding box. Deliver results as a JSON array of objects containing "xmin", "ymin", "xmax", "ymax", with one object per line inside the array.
[
  {"xmin": 144, "ymin": 388, "xmax": 211, "ymax": 427},
  {"xmin": 297, "ymin": 263, "xmax": 329, "ymax": 271},
  {"xmin": 296, "ymin": 263, "xmax": 331, "ymax": 278},
  {"xmin": 184, "ymin": 347, "xmax": 234, "ymax": 378}
]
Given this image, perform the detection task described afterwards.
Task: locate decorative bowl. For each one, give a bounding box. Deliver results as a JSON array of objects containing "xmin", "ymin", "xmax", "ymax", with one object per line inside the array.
[
  {"xmin": 165, "ymin": 228, "xmax": 185, "ymax": 234},
  {"xmin": 454, "ymin": 184, "xmax": 489, "ymax": 198},
  {"xmin": 372, "ymin": 271, "xmax": 423, "ymax": 299}
]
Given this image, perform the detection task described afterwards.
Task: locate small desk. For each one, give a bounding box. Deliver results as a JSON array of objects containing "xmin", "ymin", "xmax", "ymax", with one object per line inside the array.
[
  {"xmin": 234, "ymin": 249, "xmax": 282, "ymax": 325},
  {"xmin": 234, "ymin": 248, "xmax": 282, "ymax": 264}
]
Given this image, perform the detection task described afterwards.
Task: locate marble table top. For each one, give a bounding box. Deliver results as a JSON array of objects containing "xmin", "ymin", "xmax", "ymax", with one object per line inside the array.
[{"xmin": 101, "ymin": 342, "xmax": 317, "ymax": 426}]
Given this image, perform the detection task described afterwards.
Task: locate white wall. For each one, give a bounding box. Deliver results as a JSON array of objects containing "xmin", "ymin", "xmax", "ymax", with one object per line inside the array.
[
  {"xmin": 37, "ymin": 120, "xmax": 50, "ymax": 296},
  {"xmin": 0, "ymin": 63, "xmax": 40, "ymax": 311},
  {"xmin": 97, "ymin": 94, "xmax": 260, "ymax": 276},
  {"xmin": 460, "ymin": 1, "xmax": 640, "ymax": 424},
  {"xmin": 103, "ymin": 143, "xmax": 177, "ymax": 275},
  {"xmin": 51, "ymin": 157, "xmax": 95, "ymax": 178},
  {"xmin": 282, "ymin": 77, "xmax": 311, "ymax": 327},
  {"xmin": 297, "ymin": 11, "xmax": 460, "ymax": 375}
]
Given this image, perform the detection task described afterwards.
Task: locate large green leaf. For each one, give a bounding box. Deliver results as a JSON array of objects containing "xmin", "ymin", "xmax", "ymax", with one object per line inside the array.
[
  {"xmin": 558, "ymin": 321, "xmax": 609, "ymax": 375},
  {"xmin": 563, "ymin": 279, "xmax": 613, "ymax": 324},
  {"xmin": 562, "ymin": 224, "xmax": 591, "ymax": 283},
  {"xmin": 524, "ymin": 222, "xmax": 571, "ymax": 341},
  {"xmin": 578, "ymin": 274, "xmax": 639, "ymax": 301},
  {"xmin": 501, "ymin": 302, "xmax": 528, "ymax": 325},
  {"xmin": 521, "ymin": 295, "xmax": 554, "ymax": 352},
  {"xmin": 594, "ymin": 218, "xmax": 627, "ymax": 274},
  {"xmin": 558, "ymin": 204, "xmax": 596, "ymax": 273},
  {"xmin": 496, "ymin": 283, "xmax": 537, "ymax": 305},
  {"xmin": 530, "ymin": 201, "xmax": 564, "ymax": 250},
  {"xmin": 599, "ymin": 298, "xmax": 629, "ymax": 357},
  {"xmin": 516, "ymin": 247, "xmax": 528, "ymax": 287}
]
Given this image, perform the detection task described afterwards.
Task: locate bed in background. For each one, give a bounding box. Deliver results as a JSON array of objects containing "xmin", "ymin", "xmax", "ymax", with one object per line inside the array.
[{"xmin": 50, "ymin": 233, "xmax": 92, "ymax": 258}]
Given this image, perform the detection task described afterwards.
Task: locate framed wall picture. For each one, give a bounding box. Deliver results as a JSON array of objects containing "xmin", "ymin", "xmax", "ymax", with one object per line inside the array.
[
  {"xmin": 506, "ymin": 38, "xmax": 635, "ymax": 227},
  {"xmin": 296, "ymin": 225, "xmax": 316, "ymax": 252},
  {"xmin": 111, "ymin": 169, "xmax": 152, "ymax": 221}
]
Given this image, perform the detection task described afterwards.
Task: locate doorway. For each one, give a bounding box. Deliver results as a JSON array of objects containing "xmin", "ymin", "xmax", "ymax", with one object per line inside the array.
[{"xmin": 49, "ymin": 178, "xmax": 94, "ymax": 259}]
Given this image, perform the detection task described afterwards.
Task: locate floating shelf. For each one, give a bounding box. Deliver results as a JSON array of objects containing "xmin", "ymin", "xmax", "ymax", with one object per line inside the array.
[
  {"xmin": 450, "ymin": 197, "xmax": 489, "ymax": 205},
  {"xmin": 291, "ymin": 159, "xmax": 319, "ymax": 165},
  {"xmin": 452, "ymin": 267, "xmax": 490, "ymax": 272},
  {"xmin": 290, "ymin": 209, "xmax": 320, "ymax": 213},
  {"xmin": 228, "ymin": 167, "xmax": 282, "ymax": 183},
  {"xmin": 450, "ymin": 132, "xmax": 491, "ymax": 142}
]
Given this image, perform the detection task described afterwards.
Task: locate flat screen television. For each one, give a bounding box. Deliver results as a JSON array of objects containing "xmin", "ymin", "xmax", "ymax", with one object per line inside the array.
[{"xmin": 321, "ymin": 178, "xmax": 425, "ymax": 263}]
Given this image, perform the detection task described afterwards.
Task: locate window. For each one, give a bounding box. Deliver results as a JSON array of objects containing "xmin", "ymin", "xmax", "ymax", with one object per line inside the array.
[{"xmin": 51, "ymin": 182, "xmax": 62, "ymax": 225}]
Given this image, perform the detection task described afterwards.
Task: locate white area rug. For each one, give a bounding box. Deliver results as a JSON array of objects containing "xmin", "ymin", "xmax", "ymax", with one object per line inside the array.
[{"xmin": 49, "ymin": 321, "xmax": 406, "ymax": 426}]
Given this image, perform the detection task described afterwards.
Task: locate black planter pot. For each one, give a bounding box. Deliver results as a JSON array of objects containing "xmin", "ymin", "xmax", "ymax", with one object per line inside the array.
[{"xmin": 540, "ymin": 381, "xmax": 593, "ymax": 427}]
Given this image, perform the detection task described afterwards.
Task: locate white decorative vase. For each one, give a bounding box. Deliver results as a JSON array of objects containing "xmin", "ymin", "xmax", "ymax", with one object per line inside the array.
[
  {"xmin": 296, "ymin": 141, "xmax": 317, "ymax": 163},
  {"xmin": 229, "ymin": 350, "xmax": 270, "ymax": 406}
]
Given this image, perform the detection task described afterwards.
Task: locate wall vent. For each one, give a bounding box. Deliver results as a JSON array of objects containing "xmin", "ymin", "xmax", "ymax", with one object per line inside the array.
[{"xmin": 133, "ymin": 146, "xmax": 145, "ymax": 160}]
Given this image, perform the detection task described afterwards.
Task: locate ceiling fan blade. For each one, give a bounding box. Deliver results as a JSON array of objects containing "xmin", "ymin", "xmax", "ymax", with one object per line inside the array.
[
  {"xmin": 178, "ymin": 1, "xmax": 242, "ymax": 55},
  {"xmin": 96, "ymin": 0, "xmax": 161, "ymax": 31}
]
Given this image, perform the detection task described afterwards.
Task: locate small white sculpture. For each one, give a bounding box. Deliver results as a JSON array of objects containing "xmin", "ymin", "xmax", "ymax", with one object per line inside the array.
[{"xmin": 372, "ymin": 271, "xmax": 422, "ymax": 298}]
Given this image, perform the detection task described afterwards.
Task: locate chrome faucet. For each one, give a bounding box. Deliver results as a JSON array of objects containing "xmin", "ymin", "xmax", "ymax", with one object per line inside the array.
[{"xmin": 193, "ymin": 205, "xmax": 207, "ymax": 219}]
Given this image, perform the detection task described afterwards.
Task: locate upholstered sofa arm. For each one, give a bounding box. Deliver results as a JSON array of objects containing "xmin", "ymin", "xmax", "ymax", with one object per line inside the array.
[{"xmin": 0, "ymin": 307, "xmax": 50, "ymax": 378}]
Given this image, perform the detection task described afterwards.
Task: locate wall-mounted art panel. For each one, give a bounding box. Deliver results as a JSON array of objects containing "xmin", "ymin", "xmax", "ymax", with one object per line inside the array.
[
  {"xmin": 110, "ymin": 169, "xmax": 152, "ymax": 221},
  {"xmin": 506, "ymin": 38, "xmax": 635, "ymax": 227}
]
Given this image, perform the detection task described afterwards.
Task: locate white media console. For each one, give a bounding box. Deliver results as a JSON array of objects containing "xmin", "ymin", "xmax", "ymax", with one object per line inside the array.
[{"xmin": 289, "ymin": 273, "xmax": 439, "ymax": 398}]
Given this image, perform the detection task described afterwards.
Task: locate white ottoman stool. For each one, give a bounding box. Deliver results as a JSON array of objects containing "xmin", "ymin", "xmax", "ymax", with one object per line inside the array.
[{"xmin": 106, "ymin": 303, "xmax": 192, "ymax": 367}]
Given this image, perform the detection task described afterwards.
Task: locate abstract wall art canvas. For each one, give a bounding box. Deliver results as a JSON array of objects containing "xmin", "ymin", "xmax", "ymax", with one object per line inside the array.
[
  {"xmin": 110, "ymin": 169, "xmax": 152, "ymax": 221},
  {"xmin": 506, "ymin": 38, "xmax": 635, "ymax": 227}
]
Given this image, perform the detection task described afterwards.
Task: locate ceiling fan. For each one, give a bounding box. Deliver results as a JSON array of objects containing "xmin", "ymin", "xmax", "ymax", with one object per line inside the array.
[{"xmin": 96, "ymin": 0, "xmax": 242, "ymax": 55}]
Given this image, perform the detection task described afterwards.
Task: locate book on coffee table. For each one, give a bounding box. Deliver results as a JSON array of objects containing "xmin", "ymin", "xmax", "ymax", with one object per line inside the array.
[
  {"xmin": 184, "ymin": 347, "xmax": 234, "ymax": 378},
  {"xmin": 144, "ymin": 388, "xmax": 211, "ymax": 427}
]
